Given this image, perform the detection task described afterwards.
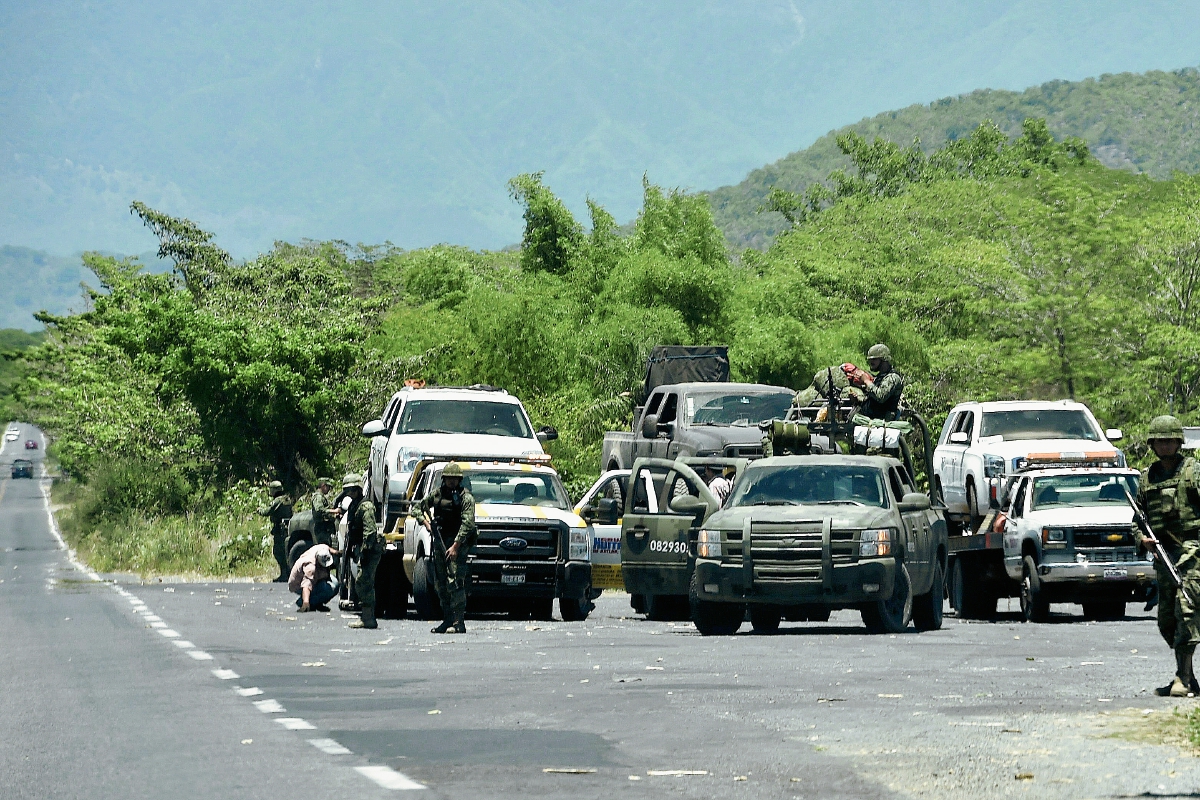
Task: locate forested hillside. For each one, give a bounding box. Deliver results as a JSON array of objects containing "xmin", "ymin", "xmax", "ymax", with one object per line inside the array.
[{"xmin": 710, "ymin": 67, "xmax": 1200, "ymax": 249}]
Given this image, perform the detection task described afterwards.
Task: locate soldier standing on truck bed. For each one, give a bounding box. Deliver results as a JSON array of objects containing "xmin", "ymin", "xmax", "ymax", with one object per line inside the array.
[
  {"xmin": 1137, "ymin": 415, "xmax": 1200, "ymax": 697},
  {"xmin": 844, "ymin": 344, "xmax": 904, "ymax": 421},
  {"xmin": 310, "ymin": 477, "xmax": 336, "ymax": 548},
  {"xmin": 258, "ymin": 481, "xmax": 292, "ymax": 582},
  {"xmin": 413, "ymin": 462, "xmax": 477, "ymax": 635},
  {"xmin": 340, "ymin": 473, "xmax": 382, "ymax": 630}
]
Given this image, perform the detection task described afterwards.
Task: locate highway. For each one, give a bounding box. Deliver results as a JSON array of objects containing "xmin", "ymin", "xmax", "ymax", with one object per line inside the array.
[{"xmin": 4, "ymin": 422, "xmax": 1200, "ymax": 799}]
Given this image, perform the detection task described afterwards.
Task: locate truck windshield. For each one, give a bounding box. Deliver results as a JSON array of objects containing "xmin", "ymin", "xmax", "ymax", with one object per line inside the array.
[
  {"xmin": 1030, "ymin": 473, "xmax": 1139, "ymax": 510},
  {"xmin": 979, "ymin": 410, "xmax": 1101, "ymax": 441},
  {"xmin": 460, "ymin": 470, "xmax": 569, "ymax": 509},
  {"xmin": 687, "ymin": 391, "xmax": 794, "ymax": 426},
  {"xmin": 398, "ymin": 400, "xmax": 533, "ymax": 438},
  {"xmin": 728, "ymin": 464, "xmax": 888, "ymax": 508}
]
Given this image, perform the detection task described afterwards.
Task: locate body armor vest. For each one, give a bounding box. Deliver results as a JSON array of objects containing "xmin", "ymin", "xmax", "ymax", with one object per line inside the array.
[
  {"xmin": 433, "ymin": 490, "xmax": 464, "ymax": 546},
  {"xmin": 1143, "ymin": 458, "xmax": 1200, "ymax": 553},
  {"xmin": 346, "ymin": 497, "xmax": 365, "ymax": 548}
]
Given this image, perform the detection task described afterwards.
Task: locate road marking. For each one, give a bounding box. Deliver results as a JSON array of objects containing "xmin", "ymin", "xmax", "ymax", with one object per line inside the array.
[
  {"xmin": 157, "ymin": 629, "xmax": 181, "ymax": 638},
  {"xmin": 354, "ymin": 765, "xmax": 425, "ymax": 790},
  {"xmin": 276, "ymin": 718, "xmax": 316, "ymax": 731},
  {"xmin": 254, "ymin": 699, "xmax": 285, "ymax": 713},
  {"xmin": 212, "ymin": 669, "xmax": 239, "ymax": 680},
  {"xmin": 308, "ymin": 738, "xmax": 352, "ymax": 755},
  {"xmin": 236, "ymin": 687, "xmax": 264, "ymax": 697},
  {"xmin": 172, "ymin": 640, "xmax": 195, "ymax": 649},
  {"xmin": 150, "ymin": 621, "xmax": 167, "ymax": 628},
  {"xmin": 187, "ymin": 650, "xmax": 213, "ymax": 661},
  {"xmin": 143, "ymin": 614, "xmax": 162, "ymax": 622}
]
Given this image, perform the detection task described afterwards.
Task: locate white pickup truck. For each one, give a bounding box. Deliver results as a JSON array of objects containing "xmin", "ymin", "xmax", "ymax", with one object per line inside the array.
[{"xmin": 933, "ymin": 400, "xmax": 1124, "ymax": 525}]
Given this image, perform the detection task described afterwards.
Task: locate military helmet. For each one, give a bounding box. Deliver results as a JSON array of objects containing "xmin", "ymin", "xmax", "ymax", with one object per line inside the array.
[
  {"xmin": 442, "ymin": 462, "xmax": 465, "ymax": 478},
  {"xmin": 866, "ymin": 343, "xmax": 892, "ymax": 362},
  {"xmin": 317, "ymin": 476, "xmax": 333, "ymax": 486},
  {"xmin": 1148, "ymin": 414, "xmax": 1186, "ymax": 443},
  {"xmin": 342, "ymin": 472, "xmax": 363, "ymax": 489},
  {"xmin": 267, "ymin": 480, "xmax": 284, "ymax": 496}
]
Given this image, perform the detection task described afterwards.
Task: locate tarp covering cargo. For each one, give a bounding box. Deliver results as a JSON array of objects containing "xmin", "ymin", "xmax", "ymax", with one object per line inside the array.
[{"xmin": 642, "ymin": 346, "xmax": 729, "ymax": 397}]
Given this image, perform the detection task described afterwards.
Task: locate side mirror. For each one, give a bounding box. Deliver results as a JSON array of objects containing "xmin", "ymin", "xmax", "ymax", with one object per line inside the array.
[
  {"xmin": 596, "ymin": 497, "xmax": 620, "ymax": 525},
  {"xmin": 1105, "ymin": 428, "xmax": 1123, "ymax": 442},
  {"xmin": 669, "ymin": 494, "xmax": 707, "ymax": 515},
  {"xmin": 898, "ymin": 492, "xmax": 931, "ymax": 512},
  {"xmin": 641, "ymin": 413, "xmax": 660, "ymax": 439},
  {"xmin": 536, "ymin": 425, "xmax": 559, "ymax": 443},
  {"xmin": 948, "ymin": 431, "xmax": 969, "ymax": 445},
  {"xmin": 361, "ymin": 419, "xmax": 386, "ymax": 438}
]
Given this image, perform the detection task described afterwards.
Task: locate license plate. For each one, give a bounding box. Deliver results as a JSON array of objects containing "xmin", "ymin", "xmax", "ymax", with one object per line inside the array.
[
  {"xmin": 501, "ymin": 573, "xmax": 526, "ymax": 586},
  {"xmin": 1103, "ymin": 568, "xmax": 1127, "ymax": 579}
]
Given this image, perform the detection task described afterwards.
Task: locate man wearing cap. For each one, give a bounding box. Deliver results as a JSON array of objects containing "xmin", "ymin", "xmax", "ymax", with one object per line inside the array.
[
  {"xmin": 338, "ymin": 473, "xmax": 382, "ymax": 629},
  {"xmin": 843, "ymin": 344, "xmax": 904, "ymax": 421},
  {"xmin": 257, "ymin": 480, "xmax": 293, "ymax": 582},
  {"xmin": 412, "ymin": 462, "xmax": 477, "ymax": 634},
  {"xmin": 1138, "ymin": 415, "xmax": 1200, "ymax": 696},
  {"xmin": 310, "ymin": 477, "xmax": 337, "ymax": 548},
  {"xmin": 289, "ymin": 543, "xmax": 340, "ymax": 612}
]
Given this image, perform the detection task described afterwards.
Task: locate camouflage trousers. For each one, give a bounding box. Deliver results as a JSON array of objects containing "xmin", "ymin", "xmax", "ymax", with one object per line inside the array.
[
  {"xmin": 355, "ymin": 539, "xmax": 384, "ymax": 611},
  {"xmin": 432, "ymin": 537, "xmax": 470, "ymax": 621},
  {"xmin": 272, "ymin": 532, "xmax": 288, "ymax": 579},
  {"xmin": 1157, "ymin": 542, "xmax": 1200, "ymax": 651}
]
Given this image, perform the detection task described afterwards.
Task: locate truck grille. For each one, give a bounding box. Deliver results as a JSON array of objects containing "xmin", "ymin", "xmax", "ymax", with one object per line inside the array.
[
  {"xmin": 724, "ymin": 445, "xmax": 764, "ymax": 459},
  {"xmin": 472, "ymin": 521, "xmax": 563, "ymax": 562},
  {"xmin": 726, "ymin": 522, "xmax": 856, "ymax": 581},
  {"xmin": 1075, "ymin": 547, "xmax": 1141, "ymax": 563},
  {"xmin": 1073, "ymin": 525, "xmax": 1136, "ymax": 548}
]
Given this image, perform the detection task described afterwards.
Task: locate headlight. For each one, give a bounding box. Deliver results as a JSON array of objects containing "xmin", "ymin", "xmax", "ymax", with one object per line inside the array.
[
  {"xmin": 397, "ymin": 447, "xmax": 424, "ymax": 474},
  {"xmin": 983, "ymin": 455, "xmax": 1005, "ymax": 478},
  {"xmin": 697, "ymin": 528, "xmax": 723, "ymax": 558},
  {"xmin": 1042, "ymin": 527, "xmax": 1067, "ymax": 544},
  {"xmin": 569, "ymin": 528, "xmax": 590, "ymax": 561},
  {"xmin": 859, "ymin": 528, "xmax": 894, "ymax": 557}
]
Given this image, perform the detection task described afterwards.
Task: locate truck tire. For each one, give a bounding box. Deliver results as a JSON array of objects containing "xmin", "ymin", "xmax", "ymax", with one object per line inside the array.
[
  {"xmin": 1082, "ymin": 600, "xmax": 1126, "ymax": 621},
  {"xmin": 861, "ymin": 563, "xmax": 912, "ymax": 634},
  {"xmin": 1020, "ymin": 555, "xmax": 1050, "ymax": 623},
  {"xmin": 412, "ymin": 555, "xmax": 441, "ymax": 620},
  {"xmin": 966, "ymin": 483, "xmax": 983, "ymax": 529},
  {"xmin": 287, "ymin": 538, "xmax": 312, "ymax": 569},
  {"xmin": 749, "ymin": 605, "xmax": 782, "ymax": 633},
  {"xmin": 560, "ymin": 591, "xmax": 592, "ymax": 622},
  {"xmin": 689, "ymin": 574, "xmax": 743, "ymax": 636},
  {"xmin": 950, "ymin": 558, "xmax": 996, "ymax": 620},
  {"xmin": 912, "ymin": 560, "xmax": 945, "ymax": 631}
]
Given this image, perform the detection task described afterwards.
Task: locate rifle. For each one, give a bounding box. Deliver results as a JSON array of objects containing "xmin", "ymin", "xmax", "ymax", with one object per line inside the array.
[{"xmin": 1124, "ymin": 486, "xmax": 1194, "ymax": 607}]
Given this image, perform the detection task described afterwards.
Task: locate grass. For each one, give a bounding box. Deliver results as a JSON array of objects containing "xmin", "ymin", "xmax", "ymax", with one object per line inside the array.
[{"xmin": 1105, "ymin": 705, "xmax": 1200, "ymax": 753}]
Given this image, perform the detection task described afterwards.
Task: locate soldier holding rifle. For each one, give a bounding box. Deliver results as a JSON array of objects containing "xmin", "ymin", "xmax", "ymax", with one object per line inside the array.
[{"xmin": 1135, "ymin": 415, "xmax": 1200, "ymax": 697}]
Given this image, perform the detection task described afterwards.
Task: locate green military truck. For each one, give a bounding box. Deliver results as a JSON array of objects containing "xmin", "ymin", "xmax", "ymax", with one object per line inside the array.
[{"xmin": 618, "ymin": 386, "xmax": 949, "ymax": 634}]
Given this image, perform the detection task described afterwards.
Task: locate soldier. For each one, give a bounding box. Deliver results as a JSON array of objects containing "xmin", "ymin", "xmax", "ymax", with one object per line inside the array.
[
  {"xmin": 339, "ymin": 473, "xmax": 382, "ymax": 630},
  {"xmin": 844, "ymin": 344, "xmax": 904, "ymax": 421},
  {"xmin": 310, "ymin": 477, "xmax": 337, "ymax": 548},
  {"xmin": 412, "ymin": 462, "xmax": 477, "ymax": 634},
  {"xmin": 257, "ymin": 480, "xmax": 292, "ymax": 582},
  {"xmin": 1137, "ymin": 415, "xmax": 1200, "ymax": 697}
]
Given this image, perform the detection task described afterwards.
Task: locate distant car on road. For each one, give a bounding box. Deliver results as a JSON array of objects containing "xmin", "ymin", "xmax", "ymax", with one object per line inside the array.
[
  {"xmin": 11, "ymin": 459, "xmax": 33, "ymax": 479},
  {"xmin": 24, "ymin": 439, "xmax": 38, "ymax": 450}
]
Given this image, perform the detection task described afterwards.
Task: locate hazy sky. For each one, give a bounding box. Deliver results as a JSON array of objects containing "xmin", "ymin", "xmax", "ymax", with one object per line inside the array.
[{"xmin": 4, "ymin": 1, "xmax": 1200, "ymax": 256}]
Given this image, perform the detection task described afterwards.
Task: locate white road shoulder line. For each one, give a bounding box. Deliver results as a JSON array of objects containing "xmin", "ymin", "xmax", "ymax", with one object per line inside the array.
[
  {"xmin": 172, "ymin": 640, "xmax": 195, "ymax": 649},
  {"xmin": 254, "ymin": 699, "xmax": 285, "ymax": 713},
  {"xmin": 276, "ymin": 718, "xmax": 316, "ymax": 730},
  {"xmin": 157, "ymin": 629, "xmax": 181, "ymax": 638},
  {"xmin": 308, "ymin": 738, "xmax": 352, "ymax": 755},
  {"xmin": 235, "ymin": 687, "xmax": 264, "ymax": 697},
  {"xmin": 212, "ymin": 669, "xmax": 239, "ymax": 680},
  {"xmin": 187, "ymin": 650, "xmax": 213, "ymax": 660},
  {"xmin": 355, "ymin": 765, "xmax": 426, "ymax": 790}
]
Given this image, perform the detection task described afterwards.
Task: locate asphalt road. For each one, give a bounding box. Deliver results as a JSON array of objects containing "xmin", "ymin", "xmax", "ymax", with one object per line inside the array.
[{"xmin": 4, "ymin": 422, "xmax": 1200, "ymax": 799}]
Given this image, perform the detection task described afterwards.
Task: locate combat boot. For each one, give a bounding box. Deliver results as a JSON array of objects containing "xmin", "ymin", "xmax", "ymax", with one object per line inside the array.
[
  {"xmin": 431, "ymin": 619, "xmax": 454, "ymax": 634},
  {"xmin": 447, "ymin": 613, "xmax": 466, "ymax": 634},
  {"xmin": 1181, "ymin": 647, "xmax": 1197, "ymax": 696},
  {"xmin": 349, "ymin": 605, "xmax": 377, "ymax": 629}
]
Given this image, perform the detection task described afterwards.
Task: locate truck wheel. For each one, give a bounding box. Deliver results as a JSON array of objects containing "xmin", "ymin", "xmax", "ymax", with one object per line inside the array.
[
  {"xmin": 412, "ymin": 556, "xmax": 441, "ymax": 620},
  {"xmin": 630, "ymin": 594, "xmax": 646, "ymax": 614},
  {"xmin": 287, "ymin": 538, "xmax": 312, "ymax": 569},
  {"xmin": 912, "ymin": 560, "xmax": 945, "ymax": 631},
  {"xmin": 689, "ymin": 574, "xmax": 742, "ymax": 636},
  {"xmin": 950, "ymin": 558, "xmax": 996, "ymax": 620},
  {"xmin": 861, "ymin": 563, "xmax": 912, "ymax": 634},
  {"xmin": 1082, "ymin": 600, "xmax": 1126, "ymax": 621},
  {"xmin": 560, "ymin": 589, "xmax": 592, "ymax": 622},
  {"xmin": 1020, "ymin": 555, "xmax": 1050, "ymax": 623},
  {"xmin": 966, "ymin": 483, "xmax": 982, "ymax": 529},
  {"xmin": 750, "ymin": 606, "xmax": 782, "ymax": 633}
]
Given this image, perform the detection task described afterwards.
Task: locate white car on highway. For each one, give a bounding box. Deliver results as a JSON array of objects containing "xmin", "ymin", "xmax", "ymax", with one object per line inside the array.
[
  {"xmin": 361, "ymin": 385, "xmax": 557, "ymax": 530},
  {"xmin": 934, "ymin": 400, "xmax": 1124, "ymax": 523}
]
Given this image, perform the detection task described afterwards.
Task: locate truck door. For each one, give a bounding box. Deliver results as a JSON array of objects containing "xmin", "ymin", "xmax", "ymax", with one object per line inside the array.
[
  {"xmin": 370, "ymin": 397, "xmax": 400, "ymax": 503},
  {"xmin": 621, "ymin": 458, "xmax": 717, "ymax": 598},
  {"xmin": 584, "ymin": 473, "xmax": 629, "ymax": 590},
  {"xmin": 943, "ymin": 411, "xmax": 975, "ymax": 512},
  {"xmin": 1002, "ymin": 478, "xmax": 1029, "ymax": 579},
  {"xmin": 890, "ymin": 466, "xmax": 930, "ymax": 589},
  {"xmin": 655, "ymin": 392, "xmax": 679, "ymax": 460}
]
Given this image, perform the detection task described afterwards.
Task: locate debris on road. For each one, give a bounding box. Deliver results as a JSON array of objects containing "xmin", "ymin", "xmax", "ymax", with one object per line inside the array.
[
  {"xmin": 543, "ymin": 768, "xmax": 597, "ymax": 774},
  {"xmin": 647, "ymin": 769, "xmax": 708, "ymax": 777}
]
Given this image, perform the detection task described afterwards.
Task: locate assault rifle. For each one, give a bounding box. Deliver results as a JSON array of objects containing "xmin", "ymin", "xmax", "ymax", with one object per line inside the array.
[{"xmin": 1124, "ymin": 486, "xmax": 1194, "ymax": 607}]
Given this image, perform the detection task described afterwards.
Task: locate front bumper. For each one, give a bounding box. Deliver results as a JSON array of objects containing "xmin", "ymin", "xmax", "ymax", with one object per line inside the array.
[
  {"xmin": 467, "ymin": 559, "xmax": 592, "ymax": 600},
  {"xmin": 1037, "ymin": 559, "xmax": 1154, "ymax": 585},
  {"xmin": 693, "ymin": 557, "xmax": 897, "ymax": 606}
]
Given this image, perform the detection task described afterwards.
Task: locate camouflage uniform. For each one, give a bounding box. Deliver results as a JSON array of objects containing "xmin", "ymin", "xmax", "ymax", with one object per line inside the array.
[
  {"xmin": 310, "ymin": 482, "xmax": 336, "ymax": 548},
  {"xmin": 412, "ymin": 475, "xmax": 477, "ymax": 630},
  {"xmin": 257, "ymin": 482, "xmax": 292, "ymax": 581},
  {"xmin": 343, "ymin": 473, "xmax": 381, "ymax": 629}
]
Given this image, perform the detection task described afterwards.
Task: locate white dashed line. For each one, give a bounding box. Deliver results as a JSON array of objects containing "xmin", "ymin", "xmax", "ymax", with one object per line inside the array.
[
  {"xmin": 143, "ymin": 615, "xmax": 162, "ymax": 622},
  {"xmin": 276, "ymin": 718, "xmax": 316, "ymax": 731},
  {"xmin": 157, "ymin": 629, "xmax": 181, "ymax": 638},
  {"xmin": 309, "ymin": 738, "xmax": 352, "ymax": 755},
  {"xmin": 235, "ymin": 687, "xmax": 264, "ymax": 697},
  {"xmin": 212, "ymin": 669, "xmax": 239, "ymax": 680},
  {"xmin": 355, "ymin": 765, "xmax": 426, "ymax": 790},
  {"xmin": 150, "ymin": 621, "xmax": 167, "ymax": 628},
  {"xmin": 187, "ymin": 650, "xmax": 213, "ymax": 661},
  {"xmin": 254, "ymin": 699, "xmax": 285, "ymax": 713},
  {"xmin": 172, "ymin": 640, "xmax": 195, "ymax": 649}
]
